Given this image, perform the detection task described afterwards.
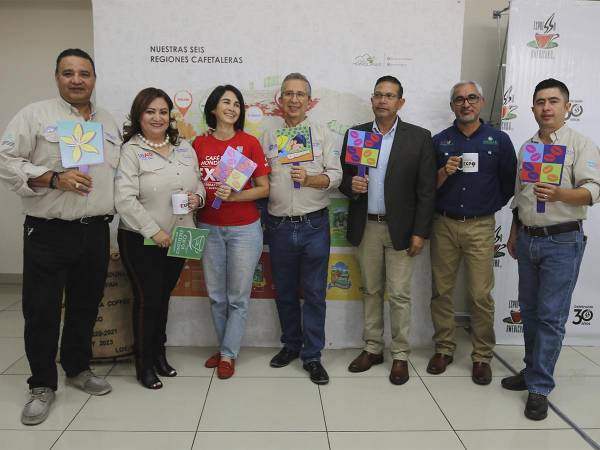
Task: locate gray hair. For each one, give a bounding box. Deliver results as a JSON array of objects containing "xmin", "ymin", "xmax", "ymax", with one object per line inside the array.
[
  {"xmin": 449, "ymin": 81, "xmax": 484, "ymax": 102},
  {"xmin": 281, "ymin": 72, "xmax": 312, "ymax": 98}
]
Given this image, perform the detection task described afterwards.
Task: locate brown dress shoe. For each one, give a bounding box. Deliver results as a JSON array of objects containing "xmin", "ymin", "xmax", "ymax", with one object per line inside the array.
[
  {"xmin": 389, "ymin": 360, "xmax": 409, "ymax": 385},
  {"xmin": 426, "ymin": 353, "xmax": 454, "ymax": 375},
  {"xmin": 472, "ymin": 362, "xmax": 492, "ymax": 385},
  {"xmin": 348, "ymin": 350, "xmax": 384, "ymax": 373}
]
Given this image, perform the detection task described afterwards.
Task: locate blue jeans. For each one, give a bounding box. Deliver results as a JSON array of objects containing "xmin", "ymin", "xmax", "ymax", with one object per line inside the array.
[
  {"xmin": 200, "ymin": 219, "xmax": 263, "ymax": 359},
  {"xmin": 267, "ymin": 210, "xmax": 330, "ymax": 363},
  {"xmin": 516, "ymin": 227, "xmax": 586, "ymax": 396}
]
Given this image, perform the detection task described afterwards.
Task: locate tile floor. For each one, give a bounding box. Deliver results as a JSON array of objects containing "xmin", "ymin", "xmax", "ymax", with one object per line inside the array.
[{"xmin": 1, "ymin": 284, "xmax": 599, "ymax": 450}]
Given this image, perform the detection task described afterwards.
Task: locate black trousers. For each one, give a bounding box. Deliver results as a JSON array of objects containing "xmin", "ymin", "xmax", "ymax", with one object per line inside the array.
[
  {"xmin": 23, "ymin": 215, "xmax": 110, "ymax": 390},
  {"xmin": 117, "ymin": 229, "xmax": 184, "ymax": 368}
]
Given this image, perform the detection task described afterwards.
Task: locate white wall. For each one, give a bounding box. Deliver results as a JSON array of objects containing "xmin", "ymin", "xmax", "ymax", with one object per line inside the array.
[
  {"xmin": 0, "ymin": 0, "xmax": 509, "ymax": 277},
  {"xmin": 0, "ymin": 0, "xmax": 93, "ymax": 276}
]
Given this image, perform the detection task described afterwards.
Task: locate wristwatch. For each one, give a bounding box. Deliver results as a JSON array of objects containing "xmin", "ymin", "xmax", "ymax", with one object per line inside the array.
[{"xmin": 49, "ymin": 171, "xmax": 61, "ymax": 189}]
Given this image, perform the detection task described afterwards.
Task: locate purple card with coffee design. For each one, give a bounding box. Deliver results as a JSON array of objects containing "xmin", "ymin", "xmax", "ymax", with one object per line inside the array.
[
  {"xmin": 345, "ymin": 129, "xmax": 382, "ymax": 177},
  {"xmin": 519, "ymin": 143, "xmax": 566, "ymax": 213},
  {"xmin": 212, "ymin": 146, "xmax": 257, "ymax": 209}
]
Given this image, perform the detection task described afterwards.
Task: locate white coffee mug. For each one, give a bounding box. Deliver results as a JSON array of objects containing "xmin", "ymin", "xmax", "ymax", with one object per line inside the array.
[
  {"xmin": 172, "ymin": 192, "xmax": 189, "ymax": 214},
  {"xmin": 458, "ymin": 153, "xmax": 479, "ymax": 173}
]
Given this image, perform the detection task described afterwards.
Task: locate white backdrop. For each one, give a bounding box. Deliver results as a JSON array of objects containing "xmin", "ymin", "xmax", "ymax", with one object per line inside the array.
[
  {"xmin": 495, "ymin": 0, "xmax": 600, "ymax": 345},
  {"xmin": 92, "ymin": 0, "xmax": 465, "ymax": 348}
]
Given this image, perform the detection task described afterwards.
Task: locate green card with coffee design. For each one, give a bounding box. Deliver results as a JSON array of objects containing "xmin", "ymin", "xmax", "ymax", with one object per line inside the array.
[{"xmin": 167, "ymin": 227, "xmax": 209, "ymax": 260}]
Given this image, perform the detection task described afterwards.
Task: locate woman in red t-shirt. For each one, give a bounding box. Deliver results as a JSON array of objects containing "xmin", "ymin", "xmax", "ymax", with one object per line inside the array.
[{"xmin": 192, "ymin": 85, "xmax": 270, "ymax": 379}]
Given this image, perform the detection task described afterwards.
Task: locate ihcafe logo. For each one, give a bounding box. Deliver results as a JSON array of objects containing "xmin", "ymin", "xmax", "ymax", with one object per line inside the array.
[
  {"xmin": 566, "ymin": 101, "xmax": 584, "ymax": 122},
  {"xmin": 572, "ymin": 305, "xmax": 594, "ymax": 325},
  {"xmin": 353, "ymin": 53, "xmax": 381, "ymax": 67}
]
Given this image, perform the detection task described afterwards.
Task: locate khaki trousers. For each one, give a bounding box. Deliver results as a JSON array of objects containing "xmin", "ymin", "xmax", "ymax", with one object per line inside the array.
[
  {"xmin": 356, "ymin": 221, "xmax": 416, "ymax": 360},
  {"xmin": 430, "ymin": 213, "xmax": 496, "ymax": 363}
]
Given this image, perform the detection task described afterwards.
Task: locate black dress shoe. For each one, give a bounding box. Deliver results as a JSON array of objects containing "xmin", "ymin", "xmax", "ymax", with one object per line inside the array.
[
  {"xmin": 270, "ymin": 348, "xmax": 300, "ymax": 368},
  {"xmin": 525, "ymin": 393, "xmax": 548, "ymax": 420},
  {"xmin": 135, "ymin": 362, "xmax": 163, "ymax": 390},
  {"xmin": 155, "ymin": 354, "xmax": 177, "ymax": 377},
  {"xmin": 501, "ymin": 371, "xmax": 527, "ymax": 391},
  {"xmin": 303, "ymin": 361, "xmax": 329, "ymax": 385}
]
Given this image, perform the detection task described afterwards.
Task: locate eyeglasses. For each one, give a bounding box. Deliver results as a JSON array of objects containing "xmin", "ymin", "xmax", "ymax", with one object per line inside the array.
[
  {"xmin": 452, "ymin": 94, "xmax": 481, "ymax": 105},
  {"xmin": 372, "ymin": 92, "xmax": 399, "ymax": 100},
  {"xmin": 282, "ymin": 91, "xmax": 308, "ymax": 99}
]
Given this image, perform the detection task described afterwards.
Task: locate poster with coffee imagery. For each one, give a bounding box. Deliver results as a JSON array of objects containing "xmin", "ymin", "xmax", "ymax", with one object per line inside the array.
[{"xmin": 497, "ymin": 0, "xmax": 600, "ymax": 344}]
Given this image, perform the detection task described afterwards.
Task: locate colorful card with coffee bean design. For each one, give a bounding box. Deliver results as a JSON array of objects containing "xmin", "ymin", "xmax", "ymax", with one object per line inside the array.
[
  {"xmin": 519, "ymin": 143, "xmax": 567, "ymax": 213},
  {"xmin": 345, "ymin": 129, "xmax": 382, "ymax": 176},
  {"xmin": 519, "ymin": 143, "xmax": 566, "ymax": 184}
]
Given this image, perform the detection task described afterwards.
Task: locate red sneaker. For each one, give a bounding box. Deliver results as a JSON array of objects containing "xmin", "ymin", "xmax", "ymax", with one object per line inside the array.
[
  {"xmin": 205, "ymin": 352, "xmax": 220, "ymax": 368},
  {"xmin": 217, "ymin": 360, "xmax": 235, "ymax": 379}
]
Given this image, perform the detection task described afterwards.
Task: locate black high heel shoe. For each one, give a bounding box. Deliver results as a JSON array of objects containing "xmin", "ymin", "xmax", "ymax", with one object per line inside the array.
[
  {"xmin": 154, "ymin": 353, "xmax": 177, "ymax": 377},
  {"xmin": 135, "ymin": 360, "xmax": 163, "ymax": 389}
]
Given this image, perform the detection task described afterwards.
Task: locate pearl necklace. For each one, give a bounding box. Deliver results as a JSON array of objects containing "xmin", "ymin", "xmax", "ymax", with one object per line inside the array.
[{"xmin": 138, "ymin": 133, "xmax": 170, "ymax": 149}]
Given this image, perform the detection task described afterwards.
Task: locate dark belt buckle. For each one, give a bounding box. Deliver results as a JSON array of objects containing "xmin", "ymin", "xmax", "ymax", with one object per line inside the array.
[
  {"xmin": 289, "ymin": 215, "xmax": 305, "ymax": 223},
  {"xmin": 79, "ymin": 216, "xmax": 93, "ymax": 225}
]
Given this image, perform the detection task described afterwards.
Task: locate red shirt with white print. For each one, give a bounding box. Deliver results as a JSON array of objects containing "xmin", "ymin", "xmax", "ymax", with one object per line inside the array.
[{"xmin": 193, "ymin": 131, "xmax": 270, "ymax": 226}]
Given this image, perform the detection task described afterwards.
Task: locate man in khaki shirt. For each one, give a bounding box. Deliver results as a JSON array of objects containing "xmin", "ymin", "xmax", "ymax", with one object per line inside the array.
[
  {"xmin": 261, "ymin": 73, "xmax": 342, "ymax": 385},
  {"xmin": 502, "ymin": 79, "xmax": 600, "ymax": 421},
  {"xmin": 0, "ymin": 49, "xmax": 120, "ymax": 425}
]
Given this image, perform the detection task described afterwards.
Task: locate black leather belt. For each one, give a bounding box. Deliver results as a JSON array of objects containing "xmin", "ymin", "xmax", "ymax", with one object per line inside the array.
[
  {"xmin": 438, "ymin": 210, "xmax": 485, "ymax": 222},
  {"xmin": 523, "ymin": 221, "xmax": 581, "ymax": 237},
  {"xmin": 26, "ymin": 215, "xmax": 114, "ymax": 225},
  {"xmin": 367, "ymin": 213, "xmax": 386, "ymax": 222},
  {"xmin": 279, "ymin": 208, "xmax": 327, "ymax": 223}
]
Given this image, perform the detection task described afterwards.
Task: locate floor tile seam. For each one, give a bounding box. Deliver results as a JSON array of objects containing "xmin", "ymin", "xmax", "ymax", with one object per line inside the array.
[
  {"xmin": 104, "ymin": 374, "xmax": 214, "ymax": 378},
  {"xmin": 196, "ymin": 427, "xmax": 328, "ymax": 432},
  {"xmin": 0, "ymin": 427, "xmax": 65, "ymax": 431},
  {"xmin": 413, "ymin": 369, "xmax": 460, "ymax": 437},
  {"xmin": 195, "ymin": 430, "xmax": 329, "ymax": 433},
  {"xmin": 453, "ymin": 426, "xmax": 575, "ymax": 431},
  {"xmin": 190, "ymin": 369, "xmax": 215, "ymax": 449},
  {"xmin": 569, "ymin": 347, "xmax": 600, "ymax": 369},
  {"xmin": 317, "ymin": 386, "xmax": 332, "ymax": 450},
  {"xmin": 326, "ymin": 428, "xmax": 459, "ymax": 433},
  {"xmin": 0, "ymin": 355, "xmax": 27, "ymax": 375},
  {"xmin": 554, "ymin": 374, "xmax": 600, "ymax": 378},
  {"xmin": 51, "ymin": 393, "xmax": 93, "ymax": 449},
  {"xmin": 64, "ymin": 427, "xmax": 201, "ymax": 432},
  {"xmin": 492, "ymin": 348, "xmax": 600, "ymax": 450}
]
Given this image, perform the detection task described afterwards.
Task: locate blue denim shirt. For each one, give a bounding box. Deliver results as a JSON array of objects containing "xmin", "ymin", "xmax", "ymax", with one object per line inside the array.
[
  {"xmin": 367, "ymin": 118, "xmax": 398, "ymax": 214},
  {"xmin": 433, "ymin": 120, "xmax": 517, "ymax": 216}
]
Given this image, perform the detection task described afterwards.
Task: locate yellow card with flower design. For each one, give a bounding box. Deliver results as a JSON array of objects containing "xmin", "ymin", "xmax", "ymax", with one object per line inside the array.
[{"xmin": 57, "ymin": 121, "xmax": 104, "ymax": 168}]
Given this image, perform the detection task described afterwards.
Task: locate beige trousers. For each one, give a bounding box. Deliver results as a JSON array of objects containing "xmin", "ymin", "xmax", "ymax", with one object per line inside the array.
[
  {"xmin": 430, "ymin": 213, "xmax": 496, "ymax": 363},
  {"xmin": 356, "ymin": 221, "xmax": 416, "ymax": 360}
]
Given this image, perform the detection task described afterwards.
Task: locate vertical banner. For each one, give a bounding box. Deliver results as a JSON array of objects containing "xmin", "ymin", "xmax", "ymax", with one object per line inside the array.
[
  {"xmin": 93, "ymin": 0, "xmax": 465, "ymax": 347},
  {"xmin": 496, "ymin": 0, "xmax": 600, "ymax": 344}
]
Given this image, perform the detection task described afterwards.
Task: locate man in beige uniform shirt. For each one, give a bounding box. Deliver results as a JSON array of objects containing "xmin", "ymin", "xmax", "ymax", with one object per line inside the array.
[
  {"xmin": 502, "ymin": 79, "xmax": 600, "ymax": 421},
  {"xmin": 261, "ymin": 73, "xmax": 342, "ymax": 385},
  {"xmin": 0, "ymin": 49, "xmax": 120, "ymax": 425}
]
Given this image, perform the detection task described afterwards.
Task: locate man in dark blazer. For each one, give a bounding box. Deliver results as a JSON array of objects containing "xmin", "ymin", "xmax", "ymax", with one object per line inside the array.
[{"xmin": 339, "ymin": 75, "xmax": 436, "ymax": 385}]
